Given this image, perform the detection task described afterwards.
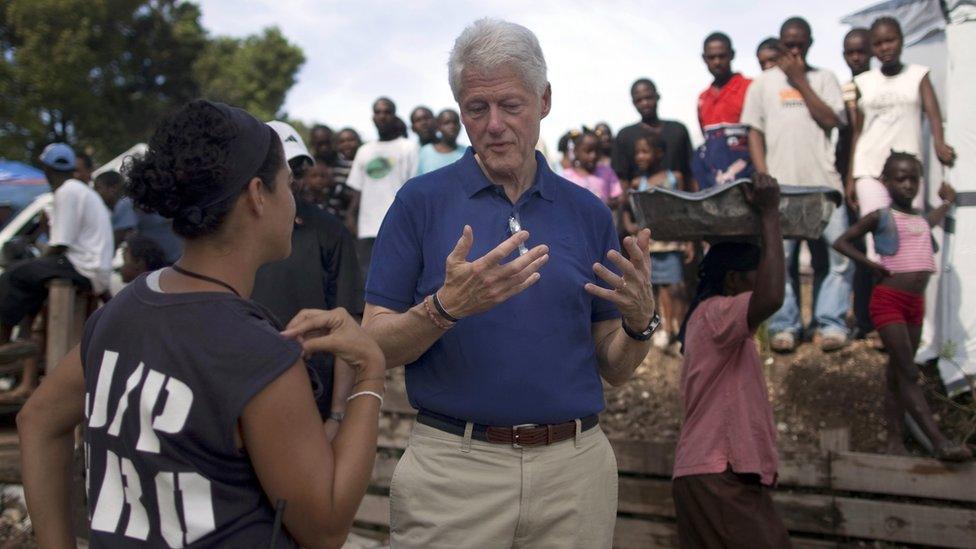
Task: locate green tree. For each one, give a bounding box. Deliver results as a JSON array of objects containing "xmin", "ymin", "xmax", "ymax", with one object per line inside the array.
[
  {"xmin": 0, "ymin": 0, "xmax": 207, "ymax": 164},
  {"xmin": 195, "ymin": 26, "xmax": 305, "ymax": 122},
  {"xmin": 0, "ymin": 1, "xmax": 305, "ymax": 166}
]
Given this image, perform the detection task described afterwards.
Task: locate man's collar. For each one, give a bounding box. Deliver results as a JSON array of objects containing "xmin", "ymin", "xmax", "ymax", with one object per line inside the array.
[{"xmin": 457, "ymin": 147, "xmax": 555, "ymax": 202}]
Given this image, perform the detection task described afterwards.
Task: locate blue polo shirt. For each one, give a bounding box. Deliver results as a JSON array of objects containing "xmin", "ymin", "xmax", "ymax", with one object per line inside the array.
[{"xmin": 366, "ymin": 148, "xmax": 621, "ymax": 425}]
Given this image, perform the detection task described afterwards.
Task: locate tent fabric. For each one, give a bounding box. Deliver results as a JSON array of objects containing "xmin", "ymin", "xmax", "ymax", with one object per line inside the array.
[
  {"xmin": 917, "ymin": 19, "xmax": 976, "ymax": 397},
  {"xmin": 841, "ymin": 0, "xmax": 947, "ymax": 46},
  {"xmin": 946, "ymin": 0, "xmax": 976, "ymax": 23}
]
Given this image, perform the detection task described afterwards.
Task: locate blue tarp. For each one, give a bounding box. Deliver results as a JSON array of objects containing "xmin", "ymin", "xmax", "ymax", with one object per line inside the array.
[{"xmin": 0, "ymin": 160, "xmax": 50, "ymax": 221}]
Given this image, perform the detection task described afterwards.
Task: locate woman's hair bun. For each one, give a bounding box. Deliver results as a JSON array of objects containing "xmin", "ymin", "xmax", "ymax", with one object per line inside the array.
[{"xmin": 123, "ymin": 100, "xmax": 237, "ymax": 238}]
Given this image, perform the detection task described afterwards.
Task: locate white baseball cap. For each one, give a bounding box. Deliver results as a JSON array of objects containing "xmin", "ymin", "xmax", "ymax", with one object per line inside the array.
[{"xmin": 267, "ymin": 120, "xmax": 314, "ymax": 165}]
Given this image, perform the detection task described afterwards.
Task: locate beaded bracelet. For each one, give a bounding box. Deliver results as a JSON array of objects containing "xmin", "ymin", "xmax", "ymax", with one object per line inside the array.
[
  {"xmin": 347, "ymin": 390, "xmax": 384, "ymax": 406},
  {"xmin": 424, "ymin": 295, "xmax": 455, "ymax": 330},
  {"xmin": 431, "ymin": 291, "xmax": 460, "ymax": 323}
]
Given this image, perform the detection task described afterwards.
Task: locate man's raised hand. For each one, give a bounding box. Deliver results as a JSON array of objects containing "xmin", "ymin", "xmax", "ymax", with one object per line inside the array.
[
  {"xmin": 437, "ymin": 225, "xmax": 549, "ymax": 319},
  {"xmin": 584, "ymin": 228, "xmax": 656, "ymax": 333}
]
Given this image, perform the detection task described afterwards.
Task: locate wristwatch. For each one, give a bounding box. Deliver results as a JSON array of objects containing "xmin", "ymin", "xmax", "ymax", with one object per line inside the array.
[
  {"xmin": 623, "ymin": 313, "xmax": 662, "ymax": 341},
  {"xmin": 328, "ymin": 411, "xmax": 345, "ymax": 423}
]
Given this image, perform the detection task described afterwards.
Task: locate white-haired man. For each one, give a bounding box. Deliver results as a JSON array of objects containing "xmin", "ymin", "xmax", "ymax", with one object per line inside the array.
[{"xmin": 363, "ymin": 19, "xmax": 659, "ymax": 548}]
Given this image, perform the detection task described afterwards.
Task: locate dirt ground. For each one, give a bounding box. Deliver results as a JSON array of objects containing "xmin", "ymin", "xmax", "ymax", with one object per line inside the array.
[{"xmin": 601, "ymin": 339, "xmax": 976, "ymax": 455}]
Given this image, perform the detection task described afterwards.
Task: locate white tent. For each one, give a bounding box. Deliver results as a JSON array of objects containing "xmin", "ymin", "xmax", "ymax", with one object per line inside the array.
[{"xmin": 842, "ymin": 0, "xmax": 976, "ymax": 397}]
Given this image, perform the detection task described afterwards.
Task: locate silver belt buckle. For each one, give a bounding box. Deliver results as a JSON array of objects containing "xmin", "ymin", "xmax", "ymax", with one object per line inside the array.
[{"xmin": 511, "ymin": 423, "xmax": 538, "ymax": 449}]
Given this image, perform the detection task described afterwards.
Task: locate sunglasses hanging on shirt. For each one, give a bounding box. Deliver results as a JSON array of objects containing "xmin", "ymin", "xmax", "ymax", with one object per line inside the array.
[{"xmin": 508, "ymin": 214, "xmax": 529, "ymax": 256}]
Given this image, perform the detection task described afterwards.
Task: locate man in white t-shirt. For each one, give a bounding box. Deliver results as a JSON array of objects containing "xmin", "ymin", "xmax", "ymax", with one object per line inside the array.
[
  {"xmin": 741, "ymin": 16, "xmax": 851, "ymax": 353},
  {"xmin": 346, "ymin": 97, "xmax": 419, "ymax": 275},
  {"xmin": 0, "ymin": 143, "xmax": 114, "ymax": 344}
]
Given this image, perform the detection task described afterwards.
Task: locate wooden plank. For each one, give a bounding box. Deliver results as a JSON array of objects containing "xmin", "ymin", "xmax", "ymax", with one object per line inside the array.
[
  {"xmin": 70, "ymin": 292, "xmax": 88, "ymax": 347},
  {"xmin": 614, "ymin": 517, "xmax": 839, "ymax": 549},
  {"xmin": 45, "ymin": 279, "xmax": 75, "ymax": 372},
  {"xmin": 0, "ymin": 340, "xmax": 39, "ymax": 365},
  {"xmin": 382, "ymin": 382, "xmax": 414, "ymax": 416},
  {"xmin": 819, "ymin": 427, "xmax": 851, "ymax": 454},
  {"xmin": 611, "ymin": 439, "xmax": 674, "ymax": 477},
  {"xmin": 831, "ymin": 450, "xmax": 976, "ymax": 503},
  {"xmin": 616, "ymin": 477, "xmax": 674, "ymax": 517},
  {"xmin": 0, "ymin": 446, "xmax": 21, "ymax": 483},
  {"xmin": 377, "ymin": 414, "xmax": 412, "ymax": 450},
  {"xmin": 354, "ymin": 493, "xmax": 391, "ymax": 527},
  {"xmin": 772, "ymin": 492, "xmax": 839, "ymax": 535},
  {"xmin": 778, "ymin": 449, "xmax": 830, "ymax": 488},
  {"xmin": 610, "ymin": 437, "xmax": 828, "ymax": 487},
  {"xmin": 371, "ymin": 452, "xmax": 398, "ymax": 488},
  {"xmin": 613, "ymin": 516, "xmax": 678, "ymax": 548},
  {"xmin": 833, "ymin": 495, "xmax": 976, "ymax": 548}
]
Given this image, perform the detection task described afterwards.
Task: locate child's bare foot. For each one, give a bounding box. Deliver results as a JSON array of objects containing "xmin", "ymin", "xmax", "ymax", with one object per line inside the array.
[
  {"xmin": 866, "ymin": 331, "xmax": 885, "ymax": 351},
  {"xmin": 934, "ymin": 441, "xmax": 972, "ymax": 462}
]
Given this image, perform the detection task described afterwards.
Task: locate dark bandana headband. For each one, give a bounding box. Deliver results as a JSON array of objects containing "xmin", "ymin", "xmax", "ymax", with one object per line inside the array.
[{"xmin": 199, "ymin": 100, "xmax": 272, "ymax": 209}]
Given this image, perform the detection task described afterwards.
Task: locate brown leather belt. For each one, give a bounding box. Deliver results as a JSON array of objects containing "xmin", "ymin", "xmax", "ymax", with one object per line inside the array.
[{"xmin": 417, "ymin": 409, "xmax": 599, "ymax": 448}]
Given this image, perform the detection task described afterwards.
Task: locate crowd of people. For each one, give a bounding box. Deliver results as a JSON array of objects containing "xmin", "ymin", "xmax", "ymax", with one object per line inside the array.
[{"xmin": 6, "ymin": 11, "xmax": 969, "ymax": 549}]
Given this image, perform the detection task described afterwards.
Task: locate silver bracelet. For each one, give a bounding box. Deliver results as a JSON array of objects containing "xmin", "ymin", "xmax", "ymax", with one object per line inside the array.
[{"xmin": 346, "ymin": 390, "xmax": 384, "ymax": 407}]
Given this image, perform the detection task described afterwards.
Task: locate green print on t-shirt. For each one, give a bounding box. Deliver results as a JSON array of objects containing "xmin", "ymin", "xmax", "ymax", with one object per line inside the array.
[{"xmin": 365, "ymin": 156, "xmax": 393, "ymax": 180}]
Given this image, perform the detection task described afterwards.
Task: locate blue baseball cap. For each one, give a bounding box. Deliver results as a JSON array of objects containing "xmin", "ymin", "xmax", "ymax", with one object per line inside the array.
[{"xmin": 39, "ymin": 143, "xmax": 76, "ymax": 172}]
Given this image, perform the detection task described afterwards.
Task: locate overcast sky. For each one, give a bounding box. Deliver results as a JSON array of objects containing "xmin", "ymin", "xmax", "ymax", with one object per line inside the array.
[{"xmin": 198, "ymin": 0, "xmax": 869, "ymax": 150}]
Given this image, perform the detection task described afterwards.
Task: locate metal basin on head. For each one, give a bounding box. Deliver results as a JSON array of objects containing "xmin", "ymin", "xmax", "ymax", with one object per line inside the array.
[{"xmin": 629, "ymin": 179, "xmax": 842, "ymax": 241}]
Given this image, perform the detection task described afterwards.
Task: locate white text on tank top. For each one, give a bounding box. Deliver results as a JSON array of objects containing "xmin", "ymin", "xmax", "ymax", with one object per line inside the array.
[{"xmin": 85, "ymin": 349, "xmax": 216, "ymax": 547}]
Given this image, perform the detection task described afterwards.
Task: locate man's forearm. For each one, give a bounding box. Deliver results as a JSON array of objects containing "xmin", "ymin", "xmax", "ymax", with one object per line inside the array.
[
  {"xmin": 755, "ymin": 213, "xmax": 785, "ymax": 308},
  {"xmin": 794, "ymin": 78, "xmax": 840, "ymax": 130},
  {"xmin": 597, "ymin": 325, "xmax": 652, "ymax": 386},
  {"xmin": 363, "ymin": 302, "xmax": 448, "ymax": 369},
  {"xmin": 748, "ymin": 129, "xmax": 768, "ymax": 173}
]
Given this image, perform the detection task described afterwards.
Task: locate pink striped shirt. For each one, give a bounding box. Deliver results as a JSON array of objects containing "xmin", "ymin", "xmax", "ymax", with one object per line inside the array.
[{"xmin": 880, "ymin": 210, "xmax": 936, "ymax": 273}]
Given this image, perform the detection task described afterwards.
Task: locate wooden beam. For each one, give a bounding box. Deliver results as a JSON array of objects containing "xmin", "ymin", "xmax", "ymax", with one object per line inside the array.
[
  {"xmin": 612, "ymin": 517, "xmax": 679, "ymax": 549},
  {"xmin": 833, "ymin": 495, "xmax": 976, "ymax": 548},
  {"xmin": 830, "ymin": 450, "xmax": 976, "ymax": 503},
  {"xmin": 45, "ymin": 279, "xmax": 75, "ymax": 372},
  {"xmin": 354, "ymin": 493, "xmax": 391, "ymax": 527},
  {"xmin": 819, "ymin": 427, "xmax": 851, "ymax": 455}
]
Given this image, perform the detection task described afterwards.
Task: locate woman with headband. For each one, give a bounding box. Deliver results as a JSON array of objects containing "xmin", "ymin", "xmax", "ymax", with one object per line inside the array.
[{"xmin": 18, "ymin": 99, "xmax": 384, "ymax": 547}]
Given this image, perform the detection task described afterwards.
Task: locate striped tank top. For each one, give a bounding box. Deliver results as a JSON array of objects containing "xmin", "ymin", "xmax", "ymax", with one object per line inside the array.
[{"xmin": 879, "ymin": 210, "xmax": 936, "ymax": 274}]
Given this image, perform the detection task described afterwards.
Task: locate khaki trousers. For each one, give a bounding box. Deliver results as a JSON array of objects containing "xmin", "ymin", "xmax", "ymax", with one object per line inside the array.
[{"xmin": 389, "ymin": 421, "xmax": 618, "ymax": 549}]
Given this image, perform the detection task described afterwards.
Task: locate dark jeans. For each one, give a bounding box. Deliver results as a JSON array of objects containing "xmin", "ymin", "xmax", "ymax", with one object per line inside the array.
[
  {"xmin": 356, "ymin": 238, "xmax": 376, "ymax": 283},
  {"xmin": 848, "ymin": 206, "xmax": 875, "ymax": 337},
  {"xmin": 0, "ymin": 255, "xmax": 90, "ymax": 327}
]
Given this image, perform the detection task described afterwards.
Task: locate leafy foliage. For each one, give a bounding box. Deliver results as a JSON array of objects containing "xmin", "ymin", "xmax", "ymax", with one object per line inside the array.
[{"xmin": 0, "ymin": 0, "xmax": 304, "ymax": 165}]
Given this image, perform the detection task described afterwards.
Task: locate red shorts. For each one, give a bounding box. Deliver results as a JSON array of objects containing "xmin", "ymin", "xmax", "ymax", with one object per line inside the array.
[{"xmin": 869, "ymin": 285, "xmax": 925, "ymax": 329}]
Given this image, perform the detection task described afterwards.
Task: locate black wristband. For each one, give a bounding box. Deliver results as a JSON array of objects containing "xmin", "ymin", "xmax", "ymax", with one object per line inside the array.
[
  {"xmin": 622, "ymin": 313, "xmax": 661, "ymax": 341},
  {"xmin": 431, "ymin": 292, "xmax": 459, "ymax": 323}
]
